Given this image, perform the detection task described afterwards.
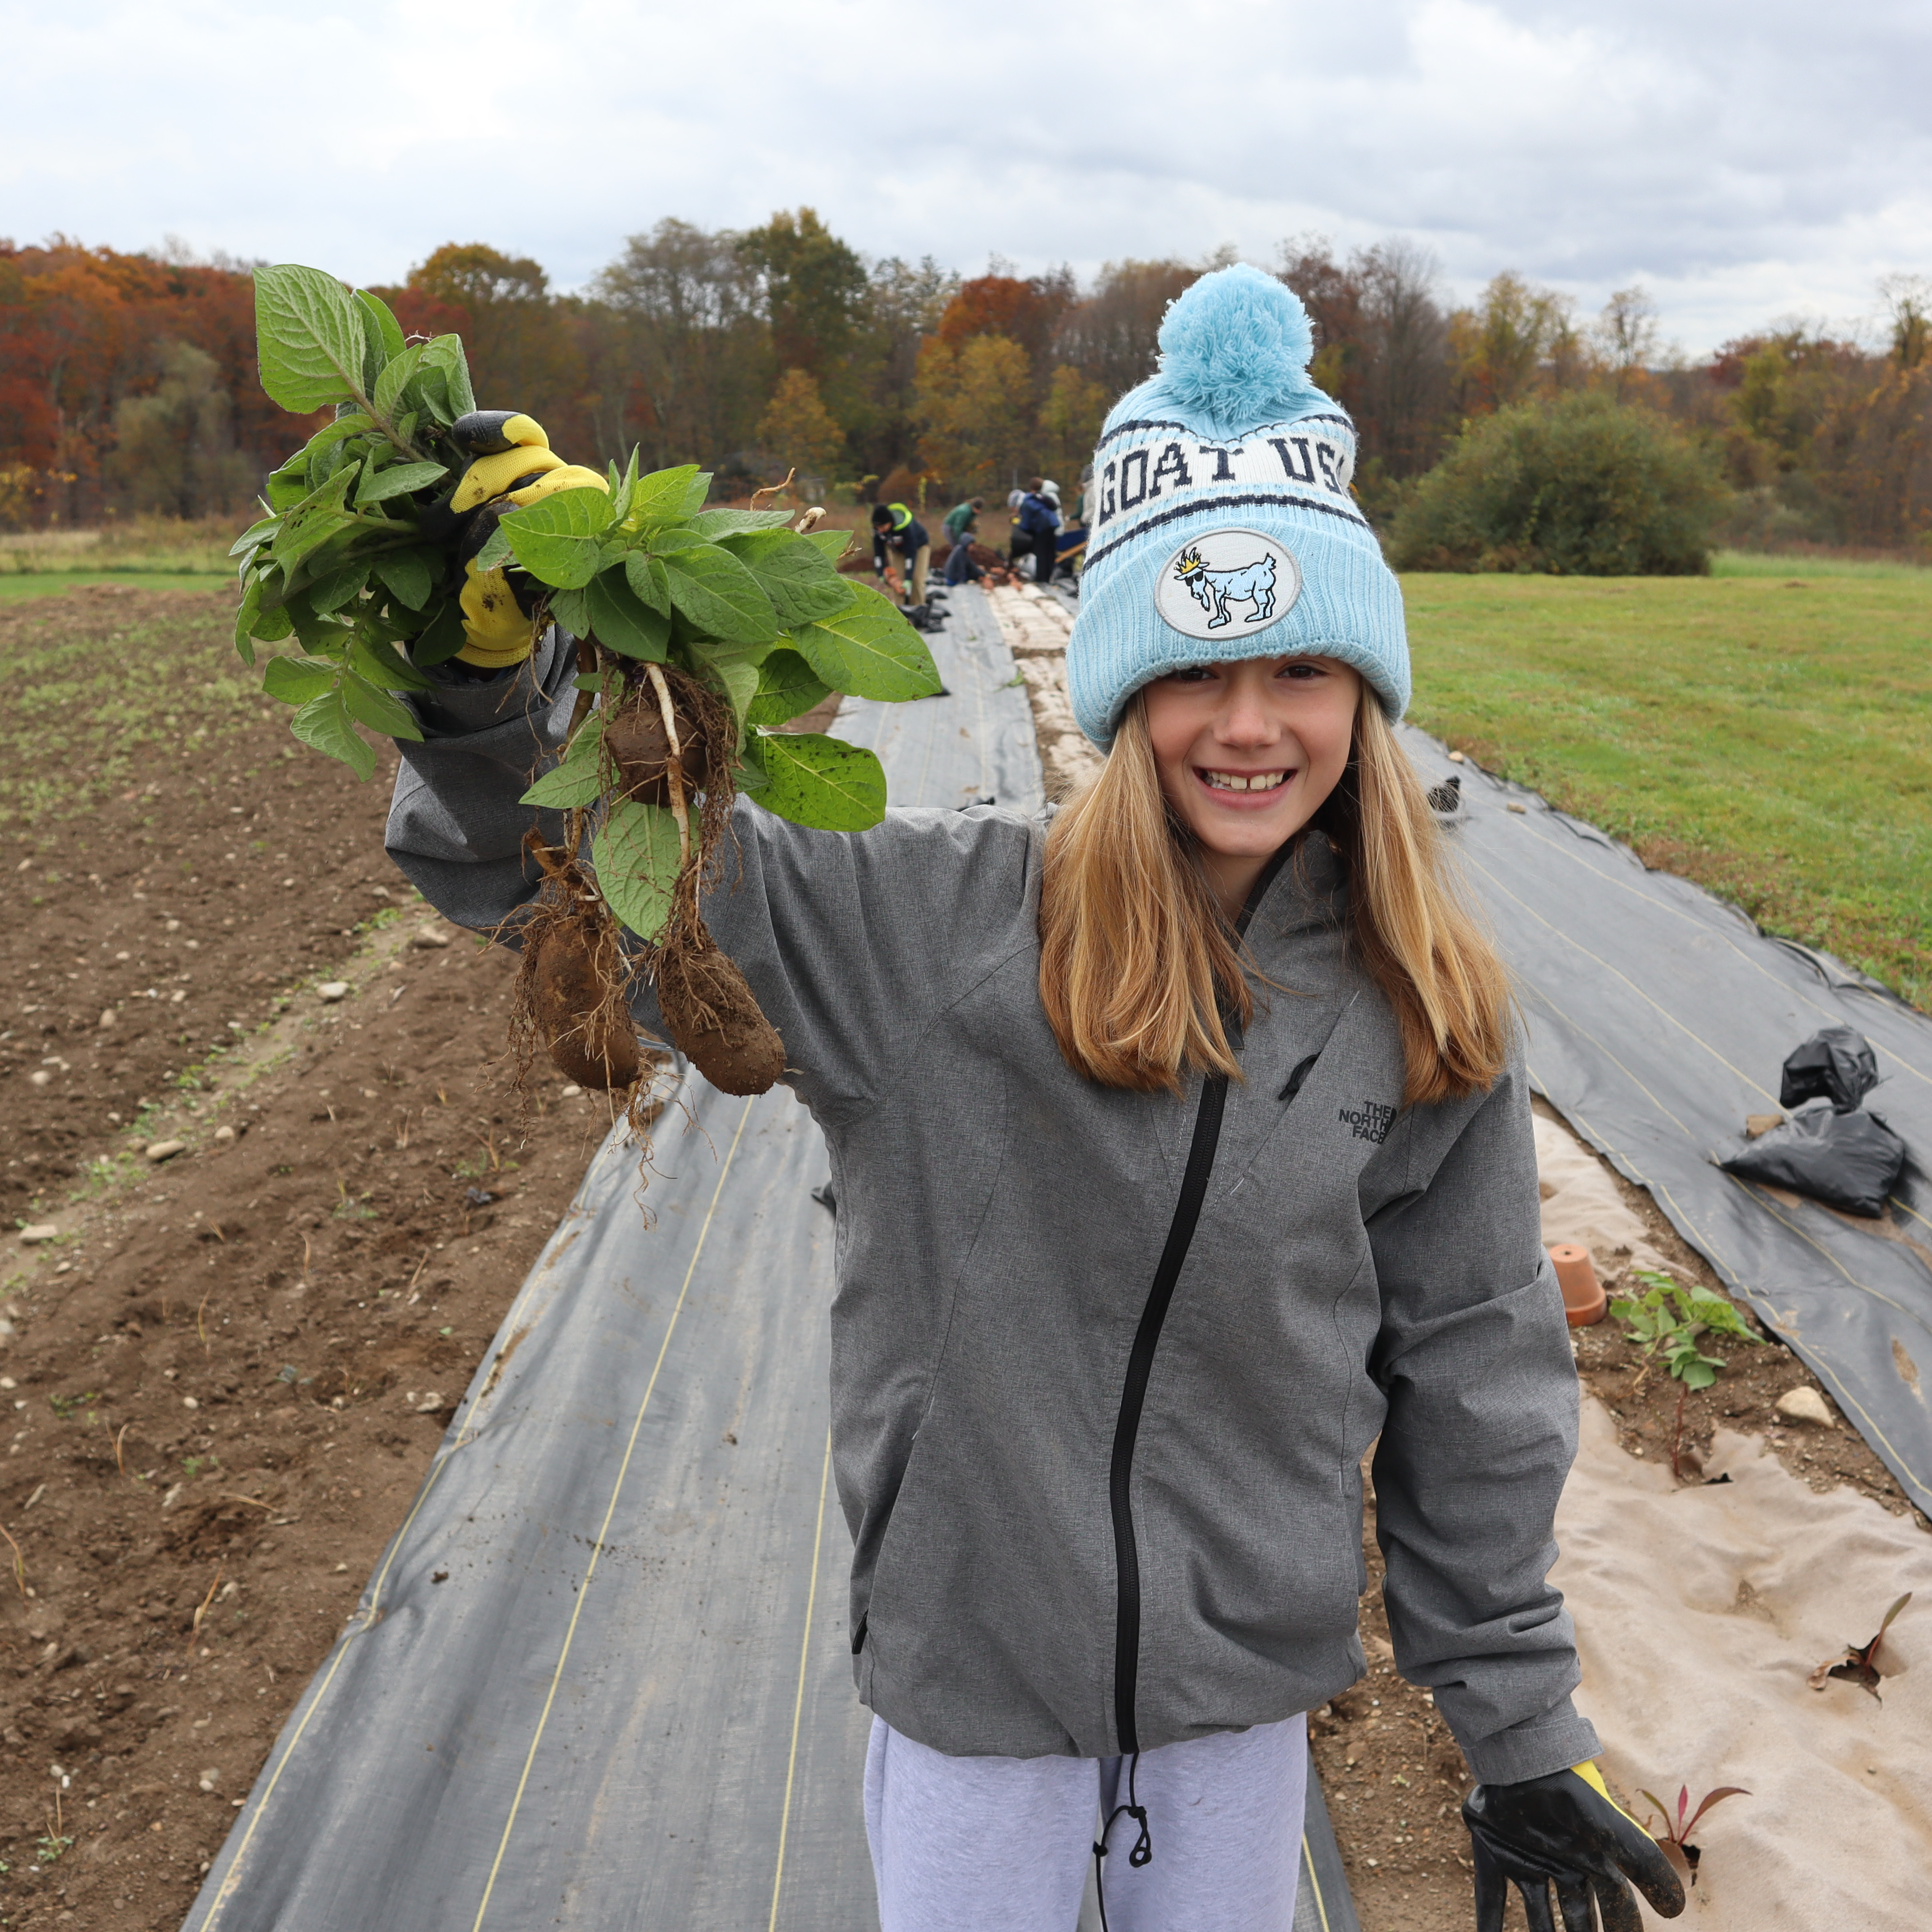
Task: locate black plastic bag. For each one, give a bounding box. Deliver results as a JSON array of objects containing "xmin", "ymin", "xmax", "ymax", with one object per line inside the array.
[
  {"xmin": 1781, "ymin": 1024, "xmax": 1878, "ymax": 1112},
  {"xmin": 1721, "ymin": 1098, "xmax": 1906, "ymax": 1217}
]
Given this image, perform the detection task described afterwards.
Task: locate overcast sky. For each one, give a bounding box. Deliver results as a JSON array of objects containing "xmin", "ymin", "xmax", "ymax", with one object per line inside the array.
[{"xmin": 9, "ymin": 0, "xmax": 1930, "ymax": 355}]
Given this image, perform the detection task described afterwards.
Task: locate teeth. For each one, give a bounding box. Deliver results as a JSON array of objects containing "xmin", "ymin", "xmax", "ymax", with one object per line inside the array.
[{"xmin": 1202, "ymin": 770, "xmax": 1287, "ymax": 793}]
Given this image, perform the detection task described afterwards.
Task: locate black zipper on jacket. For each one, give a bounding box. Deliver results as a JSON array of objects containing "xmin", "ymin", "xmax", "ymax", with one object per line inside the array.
[
  {"xmin": 1107, "ymin": 1069, "xmax": 1229, "ymax": 1752},
  {"xmin": 1106, "ymin": 848, "xmax": 1291, "ymax": 1755}
]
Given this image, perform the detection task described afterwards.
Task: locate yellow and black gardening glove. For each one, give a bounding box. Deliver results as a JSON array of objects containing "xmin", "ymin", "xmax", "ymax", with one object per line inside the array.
[
  {"xmin": 434, "ymin": 411, "xmax": 608, "ymax": 671},
  {"xmin": 1463, "ymin": 1763, "xmax": 1684, "ymax": 1932}
]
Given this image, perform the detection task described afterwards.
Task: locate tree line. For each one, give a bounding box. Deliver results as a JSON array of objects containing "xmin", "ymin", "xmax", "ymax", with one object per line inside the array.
[{"xmin": 2, "ymin": 217, "xmax": 1928, "ymax": 554}]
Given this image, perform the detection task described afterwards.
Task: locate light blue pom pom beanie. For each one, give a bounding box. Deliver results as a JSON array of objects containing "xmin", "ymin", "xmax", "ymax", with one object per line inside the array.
[{"xmin": 1066, "ymin": 263, "xmax": 1408, "ymax": 745}]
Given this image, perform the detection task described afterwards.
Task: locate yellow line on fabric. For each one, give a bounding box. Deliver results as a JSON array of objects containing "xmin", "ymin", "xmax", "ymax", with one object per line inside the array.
[
  {"xmin": 1460, "ymin": 847, "xmax": 1775, "ymax": 1104},
  {"xmin": 194, "ymin": 1449, "xmax": 456, "ymax": 1929},
  {"xmin": 469, "ymin": 1095, "xmax": 758, "ymax": 1932},
  {"xmin": 1300, "ymin": 1832, "xmax": 1332, "ymax": 1932},
  {"xmin": 767, "ymin": 1428, "xmax": 834, "ymax": 1932},
  {"xmin": 1505, "ymin": 810, "xmax": 1932, "ymax": 1098}
]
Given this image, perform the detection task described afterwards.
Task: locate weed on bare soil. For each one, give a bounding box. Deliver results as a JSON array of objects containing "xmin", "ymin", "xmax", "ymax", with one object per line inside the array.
[{"xmin": 0, "ymin": 591, "xmax": 620, "ymax": 1929}]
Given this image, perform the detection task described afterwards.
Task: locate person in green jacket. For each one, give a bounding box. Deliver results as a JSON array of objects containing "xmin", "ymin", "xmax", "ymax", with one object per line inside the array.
[{"xmin": 942, "ymin": 496, "xmax": 984, "ymax": 585}]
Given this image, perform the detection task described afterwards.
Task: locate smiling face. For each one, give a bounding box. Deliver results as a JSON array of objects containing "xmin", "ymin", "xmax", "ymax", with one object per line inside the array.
[{"xmin": 1140, "ymin": 654, "xmax": 1363, "ymax": 917}]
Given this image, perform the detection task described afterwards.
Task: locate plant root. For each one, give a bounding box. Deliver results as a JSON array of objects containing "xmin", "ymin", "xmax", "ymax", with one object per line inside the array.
[{"xmin": 507, "ymin": 828, "xmax": 642, "ymax": 1094}]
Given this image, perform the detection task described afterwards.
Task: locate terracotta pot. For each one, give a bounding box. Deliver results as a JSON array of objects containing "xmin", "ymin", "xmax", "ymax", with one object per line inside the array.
[{"xmin": 1548, "ymin": 1242, "xmax": 1605, "ymax": 1326}]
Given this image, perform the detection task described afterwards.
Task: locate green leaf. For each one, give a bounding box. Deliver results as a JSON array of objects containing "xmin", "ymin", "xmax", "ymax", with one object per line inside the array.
[
  {"xmin": 625, "ymin": 553, "xmax": 672, "ymax": 617},
  {"xmin": 661, "ymin": 544, "xmax": 778, "ymax": 644},
  {"xmin": 372, "ymin": 341, "xmax": 426, "ymax": 420},
  {"xmin": 786, "ymin": 583, "xmax": 942, "ymax": 700},
  {"xmin": 473, "ymin": 524, "xmax": 513, "ymax": 573},
  {"xmin": 355, "ymin": 460, "xmax": 447, "ymax": 507},
  {"xmin": 265, "ymin": 458, "xmax": 311, "ymax": 512},
  {"xmin": 290, "ymin": 689, "xmax": 376, "ymax": 781},
  {"xmin": 253, "ymin": 265, "xmax": 370, "ymax": 413},
  {"xmin": 502, "ymin": 486, "xmax": 616, "ymax": 589},
  {"xmin": 309, "ymin": 562, "xmax": 369, "ymax": 613},
  {"xmin": 745, "ymin": 647, "xmax": 832, "ymax": 728},
  {"xmin": 270, "ymin": 468, "xmax": 359, "ymax": 574},
  {"xmin": 608, "ymin": 446, "xmax": 641, "ymax": 523},
  {"xmin": 283, "ymin": 590, "xmax": 351, "ymax": 655},
  {"xmin": 416, "ymin": 334, "xmax": 475, "ymax": 420},
  {"xmin": 263, "ymin": 655, "xmax": 339, "ymax": 705},
  {"xmin": 549, "ymin": 586, "xmax": 592, "ymax": 638},
  {"xmin": 355, "ymin": 287, "xmax": 406, "ymax": 364},
  {"xmin": 721, "ymin": 528, "xmax": 853, "ymax": 626},
  {"xmin": 596, "ymin": 799, "xmax": 684, "ymax": 943},
  {"xmin": 372, "ymin": 548, "xmax": 436, "ymax": 611},
  {"xmin": 620, "ymin": 463, "xmax": 706, "ymax": 531},
  {"xmin": 233, "ymin": 578, "xmax": 264, "ymax": 665},
  {"xmin": 350, "ymin": 633, "xmax": 435, "ymax": 692},
  {"xmin": 520, "ymin": 716, "xmax": 607, "ymax": 809},
  {"xmin": 341, "ymin": 669, "xmax": 423, "ymax": 740},
  {"xmin": 229, "ymin": 514, "xmax": 279, "ymax": 560},
  {"xmin": 691, "ymin": 507, "xmax": 794, "ymax": 537},
  {"xmin": 689, "ymin": 640, "xmax": 762, "ymax": 723},
  {"xmin": 411, "ymin": 596, "xmax": 468, "ymax": 666},
  {"xmin": 750, "ymin": 730, "xmax": 886, "ymax": 830},
  {"xmin": 583, "ymin": 571, "xmax": 670, "ymax": 659},
  {"xmin": 802, "ymin": 527, "xmax": 855, "ymax": 566}
]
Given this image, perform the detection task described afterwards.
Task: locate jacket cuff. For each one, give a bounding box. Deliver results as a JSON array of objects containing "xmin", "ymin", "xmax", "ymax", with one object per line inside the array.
[
  {"xmin": 409, "ymin": 626, "xmax": 566, "ymax": 739},
  {"xmin": 1459, "ymin": 1702, "xmax": 1602, "ymax": 1787}
]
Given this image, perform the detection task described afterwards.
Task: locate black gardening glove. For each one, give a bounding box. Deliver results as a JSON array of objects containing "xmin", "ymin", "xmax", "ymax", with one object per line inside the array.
[{"xmin": 1463, "ymin": 1764, "xmax": 1684, "ymax": 1932}]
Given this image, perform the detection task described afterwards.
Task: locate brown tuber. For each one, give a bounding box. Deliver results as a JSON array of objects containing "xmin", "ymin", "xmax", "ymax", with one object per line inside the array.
[
  {"xmin": 655, "ymin": 931, "xmax": 786, "ymax": 1096},
  {"xmin": 526, "ymin": 920, "xmax": 640, "ymax": 1091},
  {"xmin": 605, "ymin": 693, "xmax": 713, "ymax": 808}
]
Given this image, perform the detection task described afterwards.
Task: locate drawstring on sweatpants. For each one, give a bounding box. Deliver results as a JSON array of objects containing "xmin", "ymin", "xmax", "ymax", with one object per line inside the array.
[{"xmin": 1091, "ymin": 1749, "xmax": 1153, "ymax": 1932}]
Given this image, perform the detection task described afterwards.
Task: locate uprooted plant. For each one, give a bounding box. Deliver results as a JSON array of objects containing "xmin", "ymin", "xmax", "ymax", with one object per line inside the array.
[
  {"xmin": 1611, "ymin": 1268, "xmax": 1765, "ymax": 1478},
  {"xmin": 1635, "ymin": 1782, "xmax": 1749, "ymax": 1887},
  {"xmin": 232, "ymin": 263, "xmax": 942, "ymax": 1106}
]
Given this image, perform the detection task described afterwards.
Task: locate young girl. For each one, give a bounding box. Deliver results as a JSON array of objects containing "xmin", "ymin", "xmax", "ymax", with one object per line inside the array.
[{"xmin": 387, "ymin": 268, "xmax": 1681, "ymax": 1932}]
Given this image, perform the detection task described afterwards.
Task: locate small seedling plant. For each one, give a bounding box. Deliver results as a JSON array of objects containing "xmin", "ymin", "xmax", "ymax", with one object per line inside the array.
[
  {"xmin": 1636, "ymin": 1782, "xmax": 1748, "ymax": 1886},
  {"xmin": 1611, "ymin": 1269, "xmax": 1763, "ymax": 1477},
  {"xmin": 234, "ymin": 264, "xmax": 943, "ymax": 1100},
  {"xmin": 1809, "ymin": 1590, "xmax": 1912, "ymax": 1701}
]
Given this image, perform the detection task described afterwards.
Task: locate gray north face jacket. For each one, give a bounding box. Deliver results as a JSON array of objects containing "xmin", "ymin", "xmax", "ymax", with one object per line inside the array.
[{"xmin": 385, "ymin": 633, "xmax": 1599, "ymax": 1787}]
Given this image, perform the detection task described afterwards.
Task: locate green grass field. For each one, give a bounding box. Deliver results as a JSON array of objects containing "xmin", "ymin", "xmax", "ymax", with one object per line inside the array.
[{"xmin": 1404, "ymin": 558, "xmax": 1932, "ymax": 1008}]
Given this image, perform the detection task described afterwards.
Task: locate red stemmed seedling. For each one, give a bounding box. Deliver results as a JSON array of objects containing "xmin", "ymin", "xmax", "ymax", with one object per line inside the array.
[
  {"xmin": 1636, "ymin": 1783, "xmax": 1749, "ymax": 1886},
  {"xmin": 1808, "ymin": 1591, "xmax": 1912, "ymax": 1701}
]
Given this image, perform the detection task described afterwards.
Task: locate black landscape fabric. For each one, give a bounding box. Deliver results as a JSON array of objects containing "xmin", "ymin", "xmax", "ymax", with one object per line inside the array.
[
  {"xmin": 1402, "ymin": 729, "xmax": 1932, "ymax": 1519},
  {"xmin": 186, "ymin": 587, "xmax": 1360, "ymax": 1932}
]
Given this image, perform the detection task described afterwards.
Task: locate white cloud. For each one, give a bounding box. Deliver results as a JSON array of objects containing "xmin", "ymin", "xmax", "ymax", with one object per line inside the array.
[{"xmin": 3, "ymin": 0, "xmax": 1928, "ymax": 351}]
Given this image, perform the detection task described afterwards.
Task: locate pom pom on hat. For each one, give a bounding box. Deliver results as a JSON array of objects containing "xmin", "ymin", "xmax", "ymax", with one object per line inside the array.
[{"xmin": 1147, "ymin": 264, "xmax": 1326, "ymax": 439}]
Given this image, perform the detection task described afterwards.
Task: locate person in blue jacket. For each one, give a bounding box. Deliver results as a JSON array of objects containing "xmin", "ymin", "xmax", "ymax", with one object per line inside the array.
[
  {"xmin": 1016, "ymin": 476, "xmax": 1062, "ymax": 583},
  {"xmin": 385, "ymin": 267, "xmax": 1684, "ymax": 1932}
]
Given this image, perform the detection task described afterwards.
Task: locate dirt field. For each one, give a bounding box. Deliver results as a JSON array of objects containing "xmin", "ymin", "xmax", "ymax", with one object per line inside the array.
[{"xmin": 0, "ymin": 589, "xmax": 615, "ymax": 1928}]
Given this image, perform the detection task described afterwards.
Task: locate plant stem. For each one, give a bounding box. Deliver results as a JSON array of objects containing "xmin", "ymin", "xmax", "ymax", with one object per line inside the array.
[{"xmin": 1670, "ymin": 1381, "xmax": 1689, "ymax": 1481}]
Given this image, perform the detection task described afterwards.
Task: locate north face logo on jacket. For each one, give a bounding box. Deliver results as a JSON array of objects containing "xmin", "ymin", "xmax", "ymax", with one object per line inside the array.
[{"xmin": 1339, "ymin": 1099, "xmax": 1396, "ymax": 1144}]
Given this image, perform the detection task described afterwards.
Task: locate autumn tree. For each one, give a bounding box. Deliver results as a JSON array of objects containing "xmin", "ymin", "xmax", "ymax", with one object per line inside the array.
[
  {"xmin": 756, "ymin": 368, "xmax": 846, "ymax": 483},
  {"xmin": 112, "ymin": 341, "xmax": 253, "ymax": 518},
  {"xmin": 916, "ymin": 335, "xmax": 1035, "ymax": 492}
]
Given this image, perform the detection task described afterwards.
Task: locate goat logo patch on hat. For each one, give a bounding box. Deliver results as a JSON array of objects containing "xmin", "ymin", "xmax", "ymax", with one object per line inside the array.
[{"xmin": 1157, "ymin": 529, "xmax": 1301, "ymax": 639}]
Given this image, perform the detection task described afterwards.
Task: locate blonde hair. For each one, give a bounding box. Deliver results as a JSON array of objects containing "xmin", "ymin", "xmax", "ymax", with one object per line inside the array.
[{"xmin": 1037, "ymin": 688, "xmax": 1510, "ymax": 1105}]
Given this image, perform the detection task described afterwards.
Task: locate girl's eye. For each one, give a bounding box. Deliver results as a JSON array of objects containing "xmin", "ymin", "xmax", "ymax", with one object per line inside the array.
[
  {"xmin": 1279, "ymin": 662, "xmax": 1321, "ymax": 681},
  {"xmin": 1166, "ymin": 667, "xmax": 1217, "ymax": 684}
]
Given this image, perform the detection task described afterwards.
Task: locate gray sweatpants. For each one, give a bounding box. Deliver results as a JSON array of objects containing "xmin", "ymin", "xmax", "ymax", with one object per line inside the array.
[{"xmin": 864, "ymin": 1713, "xmax": 1307, "ymax": 1931}]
